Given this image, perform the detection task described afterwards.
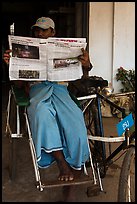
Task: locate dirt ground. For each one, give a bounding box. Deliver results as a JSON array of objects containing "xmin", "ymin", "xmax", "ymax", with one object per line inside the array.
[{"xmin": 2, "ymin": 82, "xmax": 125, "ymax": 202}]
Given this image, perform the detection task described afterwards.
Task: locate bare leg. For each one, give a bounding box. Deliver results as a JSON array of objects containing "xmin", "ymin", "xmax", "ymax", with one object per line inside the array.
[{"xmin": 52, "ymin": 150, "xmax": 74, "ymax": 181}]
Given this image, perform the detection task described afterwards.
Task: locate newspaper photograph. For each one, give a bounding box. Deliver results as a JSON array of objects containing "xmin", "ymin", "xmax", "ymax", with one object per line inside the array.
[{"xmin": 8, "ymin": 35, "xmax": 87, "ymax": 81}]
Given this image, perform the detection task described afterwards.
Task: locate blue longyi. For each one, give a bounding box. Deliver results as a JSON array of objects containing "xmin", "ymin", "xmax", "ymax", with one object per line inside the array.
[{"xmin": 27, "ymin": 81, "xmax": 90, "ymax": 169}]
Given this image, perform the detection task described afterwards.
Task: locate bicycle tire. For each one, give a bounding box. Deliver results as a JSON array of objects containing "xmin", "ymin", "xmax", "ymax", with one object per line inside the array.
[
  {"xmin": 83, "ymin": 99, "xmax": 107, "ymax": 178},
  {"xmin": 118, "ymin": 146, "xmax": 135, "ymax": 202}
]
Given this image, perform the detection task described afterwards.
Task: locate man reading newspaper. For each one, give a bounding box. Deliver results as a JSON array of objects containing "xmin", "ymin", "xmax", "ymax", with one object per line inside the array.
[
  {"xmin": 8, "ymin": 35, "xmax": 88, "ymax": 82},
  {"xmin": 3, "ymin": 17, "xmax": 93, "ymax": 183}
]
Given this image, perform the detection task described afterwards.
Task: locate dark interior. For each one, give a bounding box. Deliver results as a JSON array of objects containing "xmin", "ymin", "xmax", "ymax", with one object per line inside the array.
[{"xmin": 2, "ymin": 1, "xmax": 89, "ymax": 47}]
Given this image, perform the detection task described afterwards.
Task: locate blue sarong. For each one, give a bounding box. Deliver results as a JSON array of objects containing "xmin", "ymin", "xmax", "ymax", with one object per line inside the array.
[{"xmin": 27, "ymin": 81, "xmax": 90, "ymax": 169}]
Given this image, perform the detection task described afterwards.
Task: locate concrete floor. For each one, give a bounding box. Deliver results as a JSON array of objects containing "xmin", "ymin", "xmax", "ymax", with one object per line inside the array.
[{"xmin": 2, "ymin": 82, "xmax": 125, "ymax": 202}]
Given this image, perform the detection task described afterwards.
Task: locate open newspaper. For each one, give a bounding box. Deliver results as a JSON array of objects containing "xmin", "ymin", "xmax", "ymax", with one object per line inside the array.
[{"xmin": 8, "ymin": 35, "xmax": 87, "ymax": 81}]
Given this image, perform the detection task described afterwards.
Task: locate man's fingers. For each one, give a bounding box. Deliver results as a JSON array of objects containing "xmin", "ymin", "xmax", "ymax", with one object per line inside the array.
[
  {"xmin": 3, "ymin": 50, "xmax": 12, "ymax": 65},
  {"xmin": 5, "ymin": 49, "xmax": 12, "ymax": 54},
  {"xmin": 78, "ymin": 55, "xmax": 84, "ymax": 60},
  {"xmin": 4, "ymin": 53, "xmax": 10, "ymax": 58},
  {"xmin": 81, "ymin": 48, "xmax": 87, "ymax": 55}
]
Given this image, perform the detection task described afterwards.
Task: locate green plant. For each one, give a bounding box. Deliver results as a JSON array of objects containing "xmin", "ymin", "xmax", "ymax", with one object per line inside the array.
[{"xmin": 116, "ymin": 67, "xmax": 135, "ymax": 93}]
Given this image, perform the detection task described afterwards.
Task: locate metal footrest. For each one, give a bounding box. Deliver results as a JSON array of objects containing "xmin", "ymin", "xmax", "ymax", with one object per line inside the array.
[{"xmin": 37, "ymin": 174, "xmax": 94, "ymax": 189}]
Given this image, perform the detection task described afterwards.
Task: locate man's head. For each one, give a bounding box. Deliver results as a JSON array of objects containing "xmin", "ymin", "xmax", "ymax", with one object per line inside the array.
[{"xmin": 31, "ymin": 17, "xmax": 55, "ymax": 39}]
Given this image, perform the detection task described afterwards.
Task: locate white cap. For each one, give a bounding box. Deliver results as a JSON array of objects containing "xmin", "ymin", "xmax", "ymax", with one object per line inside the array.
[{"xmin": 31, "ymin": 17, "xmax": 55, "ymax": 30}]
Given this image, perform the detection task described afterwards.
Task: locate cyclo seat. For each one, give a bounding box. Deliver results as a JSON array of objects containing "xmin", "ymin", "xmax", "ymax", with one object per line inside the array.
[
  {"xmin": 67, "ymin": 76, "xmax": 108, "ymax": 97},
  {"xmin": 5, "ymin": 82, "xmax": 104, "ymax": 192}
]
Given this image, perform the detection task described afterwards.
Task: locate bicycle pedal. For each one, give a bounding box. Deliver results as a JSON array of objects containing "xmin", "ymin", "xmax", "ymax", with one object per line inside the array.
[{"xmin": 87, "ymin": 185, "xmax": 100, "ymax": 197}]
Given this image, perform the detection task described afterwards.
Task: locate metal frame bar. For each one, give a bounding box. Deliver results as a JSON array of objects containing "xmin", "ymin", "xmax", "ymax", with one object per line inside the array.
[{"xmin": 6, "ymin": 89, "xmax": 23, "ymax": 138}]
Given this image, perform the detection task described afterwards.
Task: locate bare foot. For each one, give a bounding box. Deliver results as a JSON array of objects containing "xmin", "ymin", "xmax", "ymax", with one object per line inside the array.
[
  {"xmin": 57, "ymin": 160, "xmax": 74, "ymax": 181},
  {"xmin": 52, "ymin": 150, "xmax": 74, "ymax": 181}
]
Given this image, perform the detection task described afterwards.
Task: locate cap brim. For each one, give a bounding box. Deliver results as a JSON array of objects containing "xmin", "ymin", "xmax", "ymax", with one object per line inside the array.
[{"xmin": 31, "ymin": 24, "xmax": 51, "ymax": 30}]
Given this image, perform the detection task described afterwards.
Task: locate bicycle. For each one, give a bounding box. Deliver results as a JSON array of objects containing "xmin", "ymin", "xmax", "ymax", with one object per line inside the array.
[
  {"xmin": 5, "ymin": 78, "xmax": 135, "ymax": 201},
  {"xmin": 68, "ymin": 77, "xmax": 135, "ymax": 201}
]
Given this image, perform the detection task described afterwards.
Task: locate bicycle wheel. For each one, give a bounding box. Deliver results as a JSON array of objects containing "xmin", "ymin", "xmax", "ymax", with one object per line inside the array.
[
  {"xmin": 82, "ymin": 99, "xmax": 107, "ymax": 178},
  {"xmin": 118, "ymin": 146, "xmax": 135, "ymax": 202}
]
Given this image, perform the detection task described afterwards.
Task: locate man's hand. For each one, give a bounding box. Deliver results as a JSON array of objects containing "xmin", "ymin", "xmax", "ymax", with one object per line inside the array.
[
  {"xmin": 78, "ymin": 48, "xmax": 91, "ymax": 70},
  {"xmin": 3, "ymin": 49, "xmax": 12, "ymax": 65},
  {"xmin": 78, "ymin": 48, "xmax": 93, "ymax": 78}
]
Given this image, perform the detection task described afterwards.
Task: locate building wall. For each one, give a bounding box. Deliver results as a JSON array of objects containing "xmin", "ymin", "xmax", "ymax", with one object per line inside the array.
[{"xmin": 88, "ymin": 2, "xmax": 135, "ymax": 93}]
